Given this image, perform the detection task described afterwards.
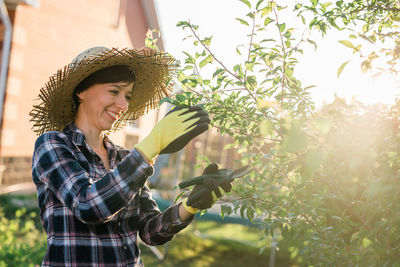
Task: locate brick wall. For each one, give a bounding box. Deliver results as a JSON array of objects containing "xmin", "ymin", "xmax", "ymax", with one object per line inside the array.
[
  {"xmin": 0, "ymin": 156, "xmax": 31, "ymax": 185},
  {"xmin": 0, "ymin": 0, "xmax": 153, "ymax": 184}
]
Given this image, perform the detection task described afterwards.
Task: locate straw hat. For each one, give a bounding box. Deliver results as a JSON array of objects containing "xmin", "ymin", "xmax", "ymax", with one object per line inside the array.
[{"xmin": 29, "ymin": 47, "xmax": 179, "ymax": 135}]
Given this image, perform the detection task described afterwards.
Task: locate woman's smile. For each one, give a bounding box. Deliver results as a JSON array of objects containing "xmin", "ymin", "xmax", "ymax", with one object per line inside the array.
[
  {"xmin": 105, "ymin": 109, "xmax": 120, "ymax": 121},
  {"xmin": 75, "ymin": 82, "xmax": 133, "ymax": 132}
]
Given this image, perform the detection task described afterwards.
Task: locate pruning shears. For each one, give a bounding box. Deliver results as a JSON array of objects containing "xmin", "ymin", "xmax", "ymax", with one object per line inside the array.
[{"xmin": 178, "ymin": 165, "xmax": 252, "ymax": 206}]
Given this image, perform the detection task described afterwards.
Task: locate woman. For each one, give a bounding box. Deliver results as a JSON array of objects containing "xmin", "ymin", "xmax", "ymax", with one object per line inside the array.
[{"xmin": 30, "ymin": 47, "xmax": 232, "ymax": 267}]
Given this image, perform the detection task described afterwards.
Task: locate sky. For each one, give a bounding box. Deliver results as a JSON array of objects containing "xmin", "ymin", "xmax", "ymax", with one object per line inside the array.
[{"xmin": 154, "ymin": 0, "xmax": 399, "ymax": 107}]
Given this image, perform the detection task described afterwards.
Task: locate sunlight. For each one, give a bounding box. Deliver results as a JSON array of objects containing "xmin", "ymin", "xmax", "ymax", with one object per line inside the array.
[{"xmin": 155, "ymin": 0, "xmax": 400, "ymax": 107}]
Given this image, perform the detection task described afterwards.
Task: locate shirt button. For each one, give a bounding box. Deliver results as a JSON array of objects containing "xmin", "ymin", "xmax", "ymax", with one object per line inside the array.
[{"xmin": 123, "ymin": 245, "xmax": 128, "ymax": 250}]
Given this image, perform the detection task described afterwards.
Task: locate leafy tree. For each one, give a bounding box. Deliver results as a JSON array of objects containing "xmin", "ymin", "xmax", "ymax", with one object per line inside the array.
[
  {"xmin": 159, "ymin": 0, "xmax": 400, "ymax": 265},
  {"xmin": 297, "ymin": 0, "xmax": 400, "ymax": 76}
]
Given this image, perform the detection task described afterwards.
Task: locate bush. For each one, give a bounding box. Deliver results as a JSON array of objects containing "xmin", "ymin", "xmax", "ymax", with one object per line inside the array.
[
  {"xmin": 0, "ymin": 205, "xmax": 46, "ymax": 266},
  {"xmin": 169, "ymin": 0, "xmax": 400, "ymax": 264}
]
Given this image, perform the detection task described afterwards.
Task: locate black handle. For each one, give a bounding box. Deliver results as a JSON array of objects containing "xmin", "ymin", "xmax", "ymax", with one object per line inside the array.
[
  {"xmin": 178, "ymin": 174, "xmax": 225, "ymax": 189},
  {"xmin": 186, "ymin": 176, "xmax": 232, "ymax": 206}
]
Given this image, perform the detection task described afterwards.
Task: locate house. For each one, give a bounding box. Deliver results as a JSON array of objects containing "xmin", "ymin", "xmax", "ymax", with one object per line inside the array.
[
  {"xmin": 0, "ymin": 0, "xmax": 240, "ymax": 190},
  {"xmin": 0, "ymin": 0, "xmax": 169, "ymax": 185}
]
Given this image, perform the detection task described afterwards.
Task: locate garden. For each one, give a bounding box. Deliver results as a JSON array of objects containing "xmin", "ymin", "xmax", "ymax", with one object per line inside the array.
[
  {"xmin": 2, "ymin": 0, "xmax": 400, "ymax": 266},
  {"xmin": 0, "ymin": 193, "xmax": 297, "ymax": 266}
]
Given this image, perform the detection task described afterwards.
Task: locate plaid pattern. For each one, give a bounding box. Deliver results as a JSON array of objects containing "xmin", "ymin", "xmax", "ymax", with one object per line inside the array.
[{"xmin": 32, "ymin": 122, "xmax": 192, "ymax": 267}]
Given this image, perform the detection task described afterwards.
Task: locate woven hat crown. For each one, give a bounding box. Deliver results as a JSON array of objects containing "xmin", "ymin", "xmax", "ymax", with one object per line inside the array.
[
  {"xmin": 30, "ymin": 47, "xmax": 178, "ymax": 135},
  {"xmin": 71, "ymin": 46, "xmax": 110, "ymax": 67}
]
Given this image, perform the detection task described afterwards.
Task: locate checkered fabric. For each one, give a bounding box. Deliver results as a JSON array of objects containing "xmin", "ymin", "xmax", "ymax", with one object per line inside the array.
[{"xmin": 32, "ymin": 122, "xmax": 192, "ymax": 266}]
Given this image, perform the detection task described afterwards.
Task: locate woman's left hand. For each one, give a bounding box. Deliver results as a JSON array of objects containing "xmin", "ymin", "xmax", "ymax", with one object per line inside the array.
[{"xmin": 181, "ymin": 163, "xmax": 232, "ymax": 215}]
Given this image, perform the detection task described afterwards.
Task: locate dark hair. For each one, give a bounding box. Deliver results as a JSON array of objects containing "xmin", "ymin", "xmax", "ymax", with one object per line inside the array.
[{"xmin": 73, "ymin": 65, "xmax": 135, "ymax": 107}]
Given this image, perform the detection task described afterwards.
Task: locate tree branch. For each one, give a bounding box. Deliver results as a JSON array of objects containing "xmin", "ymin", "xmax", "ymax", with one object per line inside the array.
[
  {"xmin": 187, "ymin": 21, "xmax": 241, "ymax": 81},
  {"xmin": 273, "ymin": 6, "xmax": 287, "ymax": 109}
]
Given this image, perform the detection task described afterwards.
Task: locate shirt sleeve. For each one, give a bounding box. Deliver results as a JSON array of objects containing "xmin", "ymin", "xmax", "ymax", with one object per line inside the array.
[
  {"xmin": 137, "ymin": 185, "xmax": 194, "ymax": 246},
  {"xmin": 32, "ymin": 131, "xmax": 154, "ymax": 224}
]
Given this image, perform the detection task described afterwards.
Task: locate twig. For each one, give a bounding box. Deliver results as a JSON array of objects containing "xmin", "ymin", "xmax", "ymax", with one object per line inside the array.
[
  {"xmin": 188, "ymin": 21, "xmax": 240, "ymax": 81},
  {"xmin": 212, "ymin": 124, "xmax": 280, "ymax": 143},
  {"xmin": 200, "ymin": 87, "xmax": 247, "ymax": 95},
  {"xmin": 285, "ymin": 78, "xmax": 315, "ymax": 117},
  {"xmin": 187, "ymin": 21, "xmax": 258, "ymax": 103},
  {"xmin": 273, "ymin": 6, "xmax": 287, "ymax": 109},
  {"xmin": 242, "ymin": 13, "xmax": 259, "ymax": 103}
]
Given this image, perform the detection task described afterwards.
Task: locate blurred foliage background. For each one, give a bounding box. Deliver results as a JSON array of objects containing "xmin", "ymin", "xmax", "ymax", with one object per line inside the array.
[
  {"xmin": 165, "ymin": 0, "xmax": 400, "ymax": 266},
  {"xmin": 2, "ymin": 0, "xmax": 400, "ymax": 266},
  {"xmin": 0, "ymin": 193, "xmax": 297, "ymax": 266}
]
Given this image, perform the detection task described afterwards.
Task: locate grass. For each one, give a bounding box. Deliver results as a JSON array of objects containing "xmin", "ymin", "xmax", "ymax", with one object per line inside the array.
[
  {"xmin": 140, "ymin": 221, "xmax": 295, "ymax": 267},
  {"xmin": 0, "ymin": 194, "xmax": 296, "ymax": 267}
]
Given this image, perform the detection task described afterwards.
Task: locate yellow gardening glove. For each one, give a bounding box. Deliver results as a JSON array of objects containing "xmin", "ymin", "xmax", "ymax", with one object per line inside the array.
[
  {"xmin": 181, "ymin": 197, "xmax": 199, "ymax": 214},
  {"xmin": 134, "ymin": 108, "xmax": 200, "ymax": 163}
]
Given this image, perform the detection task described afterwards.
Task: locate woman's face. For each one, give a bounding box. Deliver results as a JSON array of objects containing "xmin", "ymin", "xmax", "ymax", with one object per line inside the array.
[{"xmin": 76, "ymin": 81, "xmax": 133, "ymax": 132}]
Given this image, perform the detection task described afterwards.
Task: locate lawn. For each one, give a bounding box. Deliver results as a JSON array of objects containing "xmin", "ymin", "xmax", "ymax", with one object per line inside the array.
[{"xmin": 0, "ymin": 193, "xmax": 296, "ymax": 267}]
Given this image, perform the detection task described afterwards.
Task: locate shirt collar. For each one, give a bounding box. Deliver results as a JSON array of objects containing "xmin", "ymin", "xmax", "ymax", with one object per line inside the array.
[
  {"xmin": 63, "ymin": 122, "xmax": 118, "ymax": 152},
  {"xmin": 63, "ymin": 122, "xmax": 87, "ymax": 147}
]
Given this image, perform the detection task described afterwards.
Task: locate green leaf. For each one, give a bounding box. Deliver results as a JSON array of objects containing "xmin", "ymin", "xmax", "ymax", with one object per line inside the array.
[
  {"xmin": 338, "ymin": 40, "xmax": 356, "ymax": 49},
  {"xmin": 158, "ymin": 97, "xmax": 172, "ymax": 107},
  {"xmin": 278, "ymin": 23, "xmax": 286, "ymax": 32},
  {"xmin": 239, "ymin": 0, "xmax": 251, "ymax": 8},
  {"xmin": 362, "ymin": 24, "xmax": 369, "ymax": 33},
  {"xmin": 246, "ymin": 12, "xmax": 255, "ymax": 19},
  {"xmin": 246, "ymin": 207, "xmax": 254, "ymax": 221},
  {"xmin": 182, "ymin": 51, "xmax": 195, "ymax": 64},
  {"xmin": 337, "ymin": 60, "xmax": 350, "ymax": 78},
  {"xmin": 199, "ymin": 55, "xmax": 213, "ymax": 68},
  {"xmin": 175, "ymin": 94, "xmax": 187, "ymax": 102},
  {"xmin": 220, "ymin": 205, "xmax": 232, "ymax": 219},
  {"xmin": 284, "ymin": 67, "xmax": 293, "ymax": 78},
  {"xmin": 176, "ymin": 21, "xmax": 190, "ymax": 28},
  {"xmin": 261, "ymin": 6, "xmax": 272, "ymax": 17},
  {"xmin": 212, "ymin": 68, "xmax": 225, "ymax": 78},
  {"xmin": 201, "ymin": 36, "xmax": 213, "ymax": 46},
  {"xmin": 391, "ymin": 14, "xmax": 400, "ymax": 22},
  {"xmin": 234, "ymin": 64, "xmax": 244, "ymax": 78},
  {"xmin": 359, "ymin": 34, "xmax": 375, "ymax": 44},
  {"xmin": 311, "ymin": 0, "xmax": 319, "ymax": 7},
  {"xmin": 240, "ymin": 206, "xmax": 246, "ymax": 218},
  {"xmin": 256, "ymin": 0, "xmax": 263, "ymax": 10},
  {"xmin": 362, "ymin": 238, "xmax": 372, "ymax": 248},
  {"xmin": 301, "ymin": 15, "xmax": 306, "ymax": 24},
  {"xmin": 245, "ymin": 75, "xmax": 257, "ymax": 89},
  {"xmin": 245, "ymin": 62, "xmax": 254, "ymax": 71},
  {"xmin": 235, "ymin": 18, "xmax": 249, "ymax": 26},
  {"xmin": 307, "ymin": 39, "xmax": 317, "ymax": 51},
  {"xmin": 174, "ymin": 191, "xmax": 186, "ymax": 203},
  {"xmin": 264, "ymin": 17, "xmax": 274, "ymax": 26}
]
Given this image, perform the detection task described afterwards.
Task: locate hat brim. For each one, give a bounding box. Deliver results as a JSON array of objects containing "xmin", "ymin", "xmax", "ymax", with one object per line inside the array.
[{"xmin": 30, "ymin": 48, "xmax": 179, "ymax": 135}]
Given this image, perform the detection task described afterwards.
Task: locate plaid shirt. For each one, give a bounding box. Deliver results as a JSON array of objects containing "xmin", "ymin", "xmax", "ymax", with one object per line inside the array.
[{"xmin": 32, "ymin": 122, "xmax": 192, "ymax": 267}]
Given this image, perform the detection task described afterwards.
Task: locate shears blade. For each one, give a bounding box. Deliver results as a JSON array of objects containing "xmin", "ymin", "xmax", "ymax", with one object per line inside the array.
[{"xmin": 231, "ymin": 165, "xmax": 252, "ymax": 179}]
